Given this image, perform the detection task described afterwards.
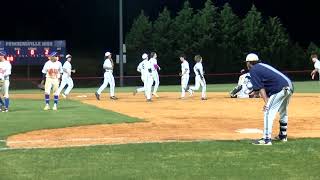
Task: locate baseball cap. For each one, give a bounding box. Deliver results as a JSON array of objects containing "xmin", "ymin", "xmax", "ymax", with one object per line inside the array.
[
  {"xmin": 66, "ymin": 54, "xmax": 72, "ymax": 59},
  {"xmin": 48, "ymin": 51, "xmax": 58, "ymax": 57},
  {"xmin": 142, "ymin": 53, "xmax": 148, "ymax": 59},
  {"xmin": 245, "ymin": 53, "xmax": 259, "ymax": 62},
  {"xmin": 105, "ymin": 52, "xmax": 111, "ymax": 57},
  {"xmin": 0, "ymin": 50, "xmax": 7, "ymax": 56}
]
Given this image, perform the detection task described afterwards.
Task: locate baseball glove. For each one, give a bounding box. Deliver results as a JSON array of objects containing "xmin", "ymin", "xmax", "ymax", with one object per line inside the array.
[{"xmin": 38, "ymin": 80, "xmax": 45, "ymax": 90}]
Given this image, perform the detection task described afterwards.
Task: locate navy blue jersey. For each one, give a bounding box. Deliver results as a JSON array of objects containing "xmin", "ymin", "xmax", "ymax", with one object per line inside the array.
[{"xmin": 249, "ymin": 63, "xmax": 293, "ymax": 97}]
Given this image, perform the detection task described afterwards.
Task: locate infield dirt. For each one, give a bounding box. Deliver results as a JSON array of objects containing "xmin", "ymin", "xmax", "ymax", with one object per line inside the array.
[{"xmin": 7, "ymin": 92, "xmax": 320, "ymax": 148}]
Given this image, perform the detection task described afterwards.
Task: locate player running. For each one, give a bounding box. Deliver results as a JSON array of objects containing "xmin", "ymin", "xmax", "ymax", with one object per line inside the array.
[
  {"xmin": 56, "ymin": 54, "xmax": 75, "ymax": 98},
  {"xmin": 310, "ymin": 53, "xmax": 320, "ymax": 80},
  {"xmin": 149, "ymin": 52, "xmax": 161, "ymax": 97},
  {"xmin": 0, "ymin": 51, "xmax": 12, "ymax": 112},
  {"xmin": 179, "ymin": 54, "xmax": 190, "ymax": 99},
  {"xmin": 186, "ymin": 55, "xmax": 207, "ymax": 100},
  {"xmin": 42, "ymin": 52, "xmax": 63, "ymax": 111},
  {"xmin": 133, "ymin": 53, "xmax": 149, "ymax": 96},
  {"xmin": 95, "ymin": 52, "xmax": 118, "ymax": 100},
  {"xmin": 245, "ymin": 53, "xmax": 294, "ymax": 145}
]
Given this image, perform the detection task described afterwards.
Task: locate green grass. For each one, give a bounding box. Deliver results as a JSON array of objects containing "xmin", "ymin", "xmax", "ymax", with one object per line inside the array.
[
  {"xmin": 0, "ymin": 99, "xmax": 139, "ymax": 144},
  {"xmin": 0, "ymin": 81, "xmax": 320, "ymax": 179},
  {"xmin": 11, "ymin": 81, "xmax": 320, "ymax": 94},
  {"xmin": 0, "ymin": 139, "xmax": 320, "ymax": 180}
]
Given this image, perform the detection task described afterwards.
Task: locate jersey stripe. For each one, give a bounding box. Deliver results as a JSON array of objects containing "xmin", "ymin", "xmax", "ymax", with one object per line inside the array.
[{"xmin": 259, "ymin": 63, "xmax": 293, "ymax": 90}]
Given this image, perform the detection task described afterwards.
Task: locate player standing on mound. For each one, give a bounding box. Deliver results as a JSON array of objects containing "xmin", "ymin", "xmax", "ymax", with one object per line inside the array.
[
  {"xmin": 95, "ymin": 52, "xmax": 118, "ymax": 100},
  {"xmin": 42, "ymin": 52, "xmax": 63, "ymax": 111},
  {"xmin": 179, "ymin": 54, "xmax": 190, "ymax": 99},
  {"xmin": 0, "ymin": 51, "xmax": 12, "ymax": 112},
  {"xmin": 186, "ymin": 55, "xmax": 207, "ymax": 100},
  {"xmin": 245, "ymin": 53, "xmax": 294, "ymax": 145},
  {"xmin": 310, "ymin": 53, "xmax": 320, "ymax": 80},
  {"xmin": 149, "ymin": 52, "xmax": 161, "ymax": 97},
  {"xmin": 134, "ymin": 53, "xmax": 149, "ymax": 96},
  {"xmin": 57, "ymin": 54, "xmax": 75, "ymax": 98}
]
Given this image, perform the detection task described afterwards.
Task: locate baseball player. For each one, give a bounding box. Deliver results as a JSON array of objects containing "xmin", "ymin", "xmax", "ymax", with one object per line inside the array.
[
  {"xmin": 310, "ymin": 53, "xmax": 320, "ymax": 80},
  {"xmin": 149, "ymin": 52, "xmax": 161, "ymax": 97},
  {"xmin": 56, "ymin": 54, "xmax": 75, "ymax": 98},
  {"xmin": 42, "ymin": 52, "xmax": 63, "ymax": 111},
  {"xmin": 179, "ymin": 54, "xmax": 190, "ymax": 99},
  {"xmin": 0, "ymin": 51, "xmax": 11, "ymax": 112},
  {"xmin": 133, "ymin": 53, "xmax": 149, "ymax": 95},
  {"xmin": 245, "ymin": 53, "xmax": 293, "ymax": 145},
  {"xmin": 95, "ymin": 52, "xmax": 118, "ymax": 100},
  {"xmin": 229, "ymin": 69, "xmax": 254, "ymax": 98},
  {"xmin": 186, "ymin": 55, "xmax": 207, "ymax": 100}
]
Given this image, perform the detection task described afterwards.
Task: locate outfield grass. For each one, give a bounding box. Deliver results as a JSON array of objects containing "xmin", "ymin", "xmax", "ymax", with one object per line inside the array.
[
  {"xmin": 11, "ymin": 81, "xmax": 320, "ymax": 94},
  {"xmin": 0, "ymin": 99, "xmax": 140, "ymax": 147},
  {"xmin": 1, "ymin": 139, "xmax": 320, "ymax": 180}
]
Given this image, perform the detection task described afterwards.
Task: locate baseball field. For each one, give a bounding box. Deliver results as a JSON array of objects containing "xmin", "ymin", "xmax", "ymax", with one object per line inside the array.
[{"xmin": 1, "ymin": 81, "xmax": 320, "ymax": 179}]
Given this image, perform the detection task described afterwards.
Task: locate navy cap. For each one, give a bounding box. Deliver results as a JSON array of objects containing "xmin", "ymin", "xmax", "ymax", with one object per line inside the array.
[
  {"xmin": 48, "ymin": 51, "xmax": 58, "ymax": 57},
  {"xmin": 0, "ymin": 51, "xmax": 7, "ymax": 56}
]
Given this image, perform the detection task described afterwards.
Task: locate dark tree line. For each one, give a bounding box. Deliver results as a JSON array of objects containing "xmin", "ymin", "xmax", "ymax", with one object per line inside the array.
[{"xmin": 125, "ymin": 0, "xmax": 316, "ymax": 75}]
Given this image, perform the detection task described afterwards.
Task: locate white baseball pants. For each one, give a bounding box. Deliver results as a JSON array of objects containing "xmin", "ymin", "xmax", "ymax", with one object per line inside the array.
[
  {"xmin": 152, "ymin": 71, "xmax": 159, "ymax": 94},
  {"xmin": 181, "ymin": 75, "xmax": 189, "ymax": 98},
  {"xmin": 144, "ymin": 73, "xmax": 154, "ymax": 100},
  {"xmin": 0, "ymin": 80, "xmax": 10, "ymax": 98},
  {"xmin": 97, "ymin": 72, "xmax": 115, "ymax": 97},
  {"xmin": 263, "ymin": 87, "xmax": 293, "ymax": 139},
  {"xmin": 190, "ymin": 75, "xmax": 206, "ymax": 98},
  {"xmin": 57, "ymin": 76, "xmax": 74, "ymax": 96}
]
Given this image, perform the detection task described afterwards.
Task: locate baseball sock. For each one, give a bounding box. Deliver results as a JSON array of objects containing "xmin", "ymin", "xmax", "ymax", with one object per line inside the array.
[
  {"xmin": 54, "ymin": 95, "xmax": 58, "ymax": 105},
  {"xmin": 279, "ymin": 122, "xmax": 288, "ymax": 138},
  {"xmin": 45, "ymin": 94, "xmax": 50, "ymax": 104},
  {"xmin": 4, "ymin": 98, "xmax": 9, "ymax": 109},
  {"xmin": 0, "ymin": 97, "xmax": 4, "ymax": 106}
]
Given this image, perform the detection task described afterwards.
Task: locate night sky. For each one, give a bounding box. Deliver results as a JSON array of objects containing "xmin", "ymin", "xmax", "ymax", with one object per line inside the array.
[{"xmin": 1, "ymin": 0, "xmax": 319, "ymax": 54}]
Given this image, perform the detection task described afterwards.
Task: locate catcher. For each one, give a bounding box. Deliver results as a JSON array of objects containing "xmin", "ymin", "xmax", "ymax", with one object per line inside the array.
[{"xmin": 0, "ymin": 50, "xmax": 12, "ymax": 112}]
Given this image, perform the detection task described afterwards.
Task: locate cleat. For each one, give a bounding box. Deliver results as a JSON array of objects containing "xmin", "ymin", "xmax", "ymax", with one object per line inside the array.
[
  {"xmin": 152, "ymin": 93, "xmax": 159, "ymax": 98},
  {"xmin": 133, "ymin": 90, "xmax": 137, "ymax": 96},
  {"xmin": 274, "ymin": 135, "xmax": 288, "ymax": 142},
  {"xmin": 179, "ymin": 97, "xmax": 185, "ymax": 100},
  {"xmin": 95, "ymin": 92, "xmax": 100, "ymax": 100},
  {"xmin": 61, "ymin": 93, "xmax": 67, "ymax": 99},
  {"xmin": 52, "ymin": 104, "xmax": 57, "ymax": 111},
  {"xmin": 201, "ymin": 97, "xmax": 207, "ymax": 100},
  {"xmin": 252, "ymin": 138, "xmax": 272, "ymax": 145},
  {"xmin": 44, "ymin": 104, "xmax": 50, "ymax": 111},
  {"xmin": 146, "ymin": 99, "xmax": 152, "ymax": 102},
  {"xmin": 110, "ymin": 96, "xmax": 118, "ymax": 100},
  {"xmin": 2, "ymin": 108, "xmax": 8, "ymax": 112}
]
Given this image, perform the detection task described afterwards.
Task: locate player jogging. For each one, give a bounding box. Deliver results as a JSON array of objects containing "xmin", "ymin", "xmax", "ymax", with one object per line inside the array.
[
  {"xmin": 0, "ymin": 51, "xmax": 12, "ymax": 112},
  {"xmin": 186, "ymin": 55, "xmax": 207, "ymax": 100},
  {"xmin": 310, "ymin": 53, "xmax": 320, "ymax": 80},
  {"xmin": 245, "ymin": 53, "xmax": 294, "ymax": 145},
  {"xmin": 56, "ymin": 54, "xmax": 75, "ymax": 98},
  {"xmin": 95, "ymin": 52, "xmax": 118, "ymax": 100},
  {"xmin": 133, "ymin": 53, "xmax": 149, "ymax": 96},
  {"xmin": 179, "ymin": 54, "xmax": 190, "ymax": 99},
  {"xmin": 149, "ymin": 52, "xmax": 160, "ymax": 97},
  {"xmin": 42, "ymin": 52, "xmax": 63, "ymax": 111}
]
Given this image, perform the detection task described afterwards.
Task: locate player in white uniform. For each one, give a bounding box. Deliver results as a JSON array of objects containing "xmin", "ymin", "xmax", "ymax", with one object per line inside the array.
[
  {"xmin": 179, "ymin": 54, "xmax": 190, "ymax": 99},
  {"xmin": 56, "ymin": 54, "xmax": 75, "ymax": 98},
  {"xmin": 310, "ymin": 53, "xmax": 320, "ymax": 80},
  {"xmin": 133, "ymin": 53, "xmax": 149, "ymax": 95},
  {"xmin": 230, "ymin": 69, "xmax": 254, "ymax": 98},
  {"xmin": 95, "ymin": 52, "xmax": 117, "ymax": 100},
  {"xmin": 186, "ymin": 55, "xmax": 207, "ymax": 100},
  {"xmin": 149, "ymin": 52, "xmax": 161, "ymax": 97},
  {"xmin": 144, "ymin": 56, "xmax": 154, "ymax": 102},
  {"xmin": 42, "ymin": 52, "xmax": 63, "ymax": 111},
  {"xmin": 0, "ymin": 51, "xmax": 12, "ymax": 112}
]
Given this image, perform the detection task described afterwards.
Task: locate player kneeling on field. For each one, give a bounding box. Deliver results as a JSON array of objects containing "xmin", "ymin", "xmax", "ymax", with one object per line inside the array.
[
  {"xmin": 229, "ymin": 69, "xmax": 260, "ymax": 98},
  {"xmin": 42, "ymin": 52, "xmax": 63, "ymax": 111},
  {"xmin": 0, "ymin": 51, "xmax": 12, "ymax": 112}
]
